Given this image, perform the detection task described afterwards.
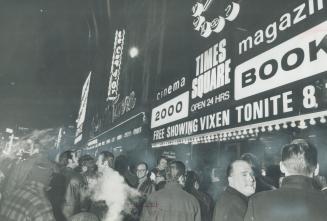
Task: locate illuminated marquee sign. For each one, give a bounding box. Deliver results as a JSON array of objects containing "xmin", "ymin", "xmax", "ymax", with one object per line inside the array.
[
  {"xmin": 235, "ymin": 21, "xmax": 327, "ymax": 100},
  {"xmin": 192, "ymin": 0, "xmax": 240, "ymax": 37},
  {"xmin": 151, "ymin": 91, "xmax": 190, "ymax": 129},
  {"xmin": 107, "ymin": 29, "xmax": 126, "ymax": 102},
  {"xmin": 151, "ymin": 0, "xmax": 327, "ymax": 147},
  {"xmin": 235, "ymin": 0, "xmax": 325, "ymax": 100},
  {"xmin": 112, "ymin": 91, "xmax": 137, "ymax": 122},
  {"xmin": 75, "ymin": 72, "xmax": 92, "ymax": 144},
  {"xmin": 191, "ymin": 38, "xmax": 231, "ymax": 99}
]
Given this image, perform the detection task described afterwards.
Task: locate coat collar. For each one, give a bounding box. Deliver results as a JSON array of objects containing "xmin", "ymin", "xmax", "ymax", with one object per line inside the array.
[
  {"xmin": 165, "ymin": 182, "xmax": 182, "ymax": 189},
  {"xmin": 281, "ymin": 175, "xmax": 315, "ymax": 190},
  {"xmin": 226, "ymin": 186, "xmax": 249, "ymax": 202}
]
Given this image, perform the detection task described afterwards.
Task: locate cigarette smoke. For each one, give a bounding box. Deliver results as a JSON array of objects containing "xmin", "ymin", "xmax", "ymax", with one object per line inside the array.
[{"xmin": 91, "ymin": 167, "xmax": 140, "ymax": 221}]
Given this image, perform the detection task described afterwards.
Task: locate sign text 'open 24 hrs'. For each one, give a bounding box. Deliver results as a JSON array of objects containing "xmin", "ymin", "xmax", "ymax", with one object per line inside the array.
[{"xmin": 151, "ymin": 0, "xmax": 327, "ymax": 144}]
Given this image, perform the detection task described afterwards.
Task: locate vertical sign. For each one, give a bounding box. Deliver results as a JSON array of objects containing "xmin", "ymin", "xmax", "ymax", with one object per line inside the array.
[
  {"xmin": 107, "ymin": 29, "xmax": 126, "ymax": 102},
  {"xmin": 75, "ymin": 72, "xmax": 92, "ymax": 144}
]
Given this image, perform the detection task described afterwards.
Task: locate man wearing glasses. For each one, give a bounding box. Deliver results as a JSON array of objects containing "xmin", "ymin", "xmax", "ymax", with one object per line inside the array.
[{"xmin": 136, "ymin": 162, "xmax": 154, "ymax": 196}]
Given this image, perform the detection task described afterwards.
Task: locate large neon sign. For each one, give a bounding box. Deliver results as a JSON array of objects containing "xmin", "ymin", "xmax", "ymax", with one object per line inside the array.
[{"xmin": 107, "ymin": 29, "xmax": 126, "ymax": 102}]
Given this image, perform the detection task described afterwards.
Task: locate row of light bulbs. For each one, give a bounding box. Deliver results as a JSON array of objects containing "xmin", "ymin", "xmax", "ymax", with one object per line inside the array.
[{"xmin": 152, "ymin": 116, "xmax": 327, "ymax": 148}]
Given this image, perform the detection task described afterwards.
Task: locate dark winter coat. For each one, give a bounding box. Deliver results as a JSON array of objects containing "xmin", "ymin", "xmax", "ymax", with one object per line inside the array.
[
  {"xmin": 244, "ymin": 175, "xmax": 327, "ymax": 221},
  {"xmin": 140, "ymin": 182, "xmax": 201, "ymax": 221},
  {"xmin": 213, "ymin": 186, "xmax": 249, "ymax": 221}
]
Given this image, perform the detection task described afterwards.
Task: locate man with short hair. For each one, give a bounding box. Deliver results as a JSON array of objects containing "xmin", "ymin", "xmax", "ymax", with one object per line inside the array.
[
  {"xmin": 0, "ymin": 159, "xmax": 56, "ymax": 221},
  {"xmin": 140, "ymin": 160, "xmax": 201, "ymax": 221},
  {"xmin": 136, "ymin": 162, "xmax": 154, "ymax": 196},
  {"xmin": 59, "ymin": 151, "xmax": 88, "ymax": 220},
  {"xmin": 59, "ymin": 150, "xmax": 79, "ymax": 170},
  {"xmin": 48, "ymin": 150, "xmax": 79, "ymax": 221},
  {"xmin": 213, "ymin": 160, "xmax": 256, "ymax": 221},
  {"xmin": 244, "ymin": 140, "xmax": 327, "ymax": 221},
  {"xmin": 96, "ymin": 151, "xmax": 114, "ymax": 172},
  {"xmin": 240, "ymin": 153, "xmax": 276, "ymax": 192},
  {"xmin": 77, "ymin": 154, "xmax": 97, "ymax": 176}
]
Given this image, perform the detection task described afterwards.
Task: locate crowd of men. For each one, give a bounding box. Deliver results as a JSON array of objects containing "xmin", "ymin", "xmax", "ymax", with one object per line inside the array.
[{"xmin": 0, "ymin": 135, "xmax": 327, "ymax": 221}]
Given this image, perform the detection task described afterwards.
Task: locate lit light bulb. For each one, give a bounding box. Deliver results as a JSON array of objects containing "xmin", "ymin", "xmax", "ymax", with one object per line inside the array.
[
  {"xmin": 249, "ymin": 128, "xmax": 254, "ymax": 134},
  {"xmin": 129, "ymin": 47, "xmax": 139, "ymax": 58},
  {"xmin": 255, "ymin": 128, "xmax": 260, "ymax": 133},
  {"xmin": 275, "ymin": 124, "xmax": 280, "ymax": 130},
  {"xmin": 242, "ymin": 130, "xmax": 248, "ymax": 135},
  {"xmin": 320, "ymin": 116, "xmax": 327, "ymax": 123},
  {"xmin": 309, "ymin": 118, "xmax": 316, "ymax": 125},
  {"xmin": 291, "ymin": 121, "xmax": 296, "ymax": 127},
  {"xmin": 261, "ymin": 126, "xmax": 266, "ymax": 132},
  {"xmin": 298, "ymin": 120, "xmax": 307, "ymax": 129},
  {"xmin": 192, "ymin": 2, "xmax": 204, "ymax": 17},
  {"xmin": 268, "ymin": 125, "xmax": 273, "ymax": 132},
  {"xmin": 283, "ymin": 122, "xmax": 288, "ymax": 129}
]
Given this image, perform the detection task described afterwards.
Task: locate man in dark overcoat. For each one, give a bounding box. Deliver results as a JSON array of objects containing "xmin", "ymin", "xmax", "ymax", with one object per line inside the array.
[
  {"xmin": 213, "ymin": 160, "xmax": 256, "ymax": 221},
  {"xmin": 244, "ymin": 140, "xmax": 327, "ymax": 221}
]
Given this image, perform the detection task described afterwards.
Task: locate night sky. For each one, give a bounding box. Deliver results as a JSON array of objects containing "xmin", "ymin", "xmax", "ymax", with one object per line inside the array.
[
  {"xmin": 0, "ymin": 0, "xmax": 297, "ymax": 130},
  {"xmin": 0, "ymin": 0, "xmax": 93, "ymax": 129}
]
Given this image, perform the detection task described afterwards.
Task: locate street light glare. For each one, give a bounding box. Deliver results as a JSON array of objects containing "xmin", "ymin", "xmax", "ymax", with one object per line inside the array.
[{"xmin": 129, "ymin": 47, "xmax": 139, "ymax": 58}]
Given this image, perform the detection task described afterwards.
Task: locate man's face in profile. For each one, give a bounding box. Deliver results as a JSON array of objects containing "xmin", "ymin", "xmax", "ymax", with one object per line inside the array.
[{"xmin": 228, "ymin": 161, "xmax": 256, "ymax": 197}]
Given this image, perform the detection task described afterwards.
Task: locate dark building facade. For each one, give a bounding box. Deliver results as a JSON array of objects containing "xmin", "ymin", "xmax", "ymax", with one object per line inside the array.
[{"xmin": 74, "ymin": 0, "xmax": 327, "ymax": 174}]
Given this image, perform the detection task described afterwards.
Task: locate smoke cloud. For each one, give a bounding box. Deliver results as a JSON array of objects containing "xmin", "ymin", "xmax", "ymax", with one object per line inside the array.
[{"xmin": 91, "ymin": 167, "xmax": 140, "ymax": 221}]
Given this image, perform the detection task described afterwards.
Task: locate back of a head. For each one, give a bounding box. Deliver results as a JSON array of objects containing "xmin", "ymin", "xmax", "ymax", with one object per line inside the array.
[
  {"xmin": 168, "ymin": 160, "xmax": 186, "ymax": 181},
  {"xmin": 78, "ymin": 155, "xmax": 97, "ymax": 175},
  {"xmin": 114, "ymin": 155, "xmax": 129, "ymax": 175},
  {"xmin": 281, "ymin": 140, "xmax": 317, "ymax": 176},
  {"xmin": 184, "ymin": 170, "xmax": 200, "ymax": 192}
]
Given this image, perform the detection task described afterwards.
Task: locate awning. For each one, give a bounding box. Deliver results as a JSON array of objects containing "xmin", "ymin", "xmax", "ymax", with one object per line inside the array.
[
  {"xmin": 152, "ymin": 110, "xmax": 327, "ymax": 148},
  {"xmin": 86, "ymin": 112, "xmax": 149, "ymax": 152}
]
